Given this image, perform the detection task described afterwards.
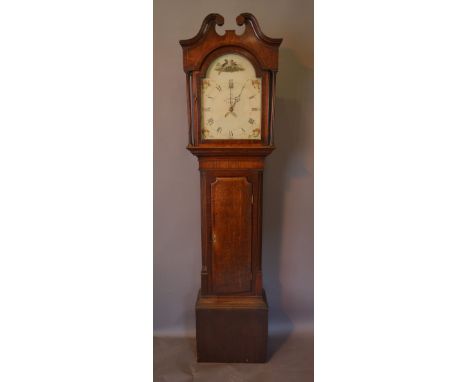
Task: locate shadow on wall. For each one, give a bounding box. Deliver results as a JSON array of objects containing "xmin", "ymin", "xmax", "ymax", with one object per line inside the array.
[{"xmin": 263, "ymin": 46, "xmax": 313, "ymax": 346}]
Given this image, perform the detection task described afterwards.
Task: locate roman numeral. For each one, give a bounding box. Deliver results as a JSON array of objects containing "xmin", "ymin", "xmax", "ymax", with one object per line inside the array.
[{"xmin": 216, "ymin": 85, "xmax": 222, "ymax": 92}]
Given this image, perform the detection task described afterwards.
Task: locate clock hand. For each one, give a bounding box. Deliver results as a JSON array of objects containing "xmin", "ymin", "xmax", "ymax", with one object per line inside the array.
[
  {"xmin": 224, "ymin": 108, "xmax": 237, "ymax": 118},
  {"xmin": 230, "ymin": 83, "xmax": 246, "ymax": 110},
  {"xmin": 225, "ymin": 82, "xmax": 245, "ymax": 117},
  {"xmin": 235, "ymin": 84, "xmax": 246, "ymax": 103},
  {"xmin": 229, "ymin": 79, "xmax": 233, "ymax": 106}
]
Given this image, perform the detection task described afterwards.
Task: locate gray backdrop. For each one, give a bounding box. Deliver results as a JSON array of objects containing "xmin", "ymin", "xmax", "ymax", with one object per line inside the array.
[{"xmin": 155, "ymin": 0, "xmax": 313, "ymax": 336}]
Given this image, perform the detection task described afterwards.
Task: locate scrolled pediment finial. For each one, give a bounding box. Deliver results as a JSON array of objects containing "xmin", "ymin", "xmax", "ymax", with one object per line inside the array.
[
  {"xmin": 179, "ymin": 13, "xmax": 224, "ymax": 47},
  {"xmin": 236, "ymin": 13, "xmax": 282, "ymax": 46}
]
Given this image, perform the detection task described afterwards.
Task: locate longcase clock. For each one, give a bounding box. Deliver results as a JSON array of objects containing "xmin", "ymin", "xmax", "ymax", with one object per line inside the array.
[{"xmin": 179, "ymin": 13, "xmax": 282, "ymax": 363}]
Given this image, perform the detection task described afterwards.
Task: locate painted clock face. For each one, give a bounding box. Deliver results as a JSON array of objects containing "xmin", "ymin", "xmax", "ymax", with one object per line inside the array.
[{"xmin": 201, "ymin": 53, "xmax": 262, "ymax": 140}]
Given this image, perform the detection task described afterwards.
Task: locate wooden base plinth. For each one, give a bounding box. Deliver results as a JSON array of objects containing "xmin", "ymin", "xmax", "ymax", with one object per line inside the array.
[{"xmin": 195, "ymin": 290, "xmax": 268, "ymax": 363}]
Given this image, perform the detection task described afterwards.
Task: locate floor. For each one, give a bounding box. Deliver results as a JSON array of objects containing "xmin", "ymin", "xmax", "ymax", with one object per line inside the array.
[{"xmin": 154, "ymin": 332, "xmax": 314, "ymax": 382}]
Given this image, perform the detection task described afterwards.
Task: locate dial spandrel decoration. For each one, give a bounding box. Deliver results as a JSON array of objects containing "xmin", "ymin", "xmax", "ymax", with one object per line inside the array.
[{"xmin": 201, "ymin": 53, "xmax": 262, "ymax": 140}]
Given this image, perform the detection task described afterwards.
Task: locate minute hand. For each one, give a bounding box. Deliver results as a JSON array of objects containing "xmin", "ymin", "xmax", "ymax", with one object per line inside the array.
[{"xmin": 232, "ymin": 84, "xmax": 246, "ymax": 109}]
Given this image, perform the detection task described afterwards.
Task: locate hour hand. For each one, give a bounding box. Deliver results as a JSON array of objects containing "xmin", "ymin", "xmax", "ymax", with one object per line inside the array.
[
  {"xmin": 225, "ymin": 105, "xmax": 237, "ymax": 118},
  {"xmin": 225, "ymin": 110, "xmax": 237, "ymax": 118}
]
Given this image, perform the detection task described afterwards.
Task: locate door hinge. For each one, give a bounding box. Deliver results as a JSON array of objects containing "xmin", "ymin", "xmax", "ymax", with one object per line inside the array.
[{"xmin": 212, "ymin": 232, "xmax": 216, "ymax": 244}]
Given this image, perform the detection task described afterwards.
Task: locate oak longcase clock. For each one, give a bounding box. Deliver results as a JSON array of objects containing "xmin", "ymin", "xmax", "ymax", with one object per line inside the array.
[{"xmin": 180, "ymin": 13, "xmax": 282, "ymax": 363}]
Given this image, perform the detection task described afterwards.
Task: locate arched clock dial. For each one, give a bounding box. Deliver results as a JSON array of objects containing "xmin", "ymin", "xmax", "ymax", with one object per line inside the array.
[{"xmin": 201, "ymin": 53, "xmax": 262, "ymax": 140}]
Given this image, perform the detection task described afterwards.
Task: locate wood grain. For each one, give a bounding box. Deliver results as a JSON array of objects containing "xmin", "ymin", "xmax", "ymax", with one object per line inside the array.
[
  {"xmin": 211, "ymin": 177, "xmax": 252, "ymax": 294},
  {"xmin": 196, "ymin": 290, "xmax": 268, "ymax": 363}
]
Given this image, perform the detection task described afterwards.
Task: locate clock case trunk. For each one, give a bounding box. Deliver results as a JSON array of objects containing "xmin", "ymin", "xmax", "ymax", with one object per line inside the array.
[
  {"xmin": 196, "ymin": 156, "xmax": 270, "ymax": 363},
  {"xmin": 180, "ymin": 13, "xmax": 282, "ymax": 363}
]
